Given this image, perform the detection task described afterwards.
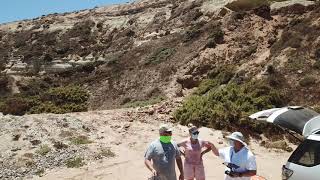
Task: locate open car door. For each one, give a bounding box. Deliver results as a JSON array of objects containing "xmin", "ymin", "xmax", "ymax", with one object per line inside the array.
[{"xmin": 249, "ymin": 106, "xmax": 320, "ymax": 137}]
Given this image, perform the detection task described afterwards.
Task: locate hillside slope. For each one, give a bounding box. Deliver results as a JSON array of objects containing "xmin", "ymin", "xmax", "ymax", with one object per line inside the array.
[{"xmin": 0, "ymin": 0, "xmax": 319, "ymax": 112}]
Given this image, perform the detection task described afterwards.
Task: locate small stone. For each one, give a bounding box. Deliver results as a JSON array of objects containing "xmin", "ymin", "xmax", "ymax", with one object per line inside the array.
[
  {"xmin": 298, "ymin": 70, "xmax": 303, "ymax": 74},
  {"xmin": 30, "ymin": 140, "xmax": 41, "ymax": 146},
  {"xmin": 112, "ymin": 141, "xmax": 122, "ymax": 145},
  {"xmin": 123, "ymin": 123, "xmax": 130, "ymax": 129},
  {"xmin": 12, "ymin": 134, "xmax": 21, "ymax": 141},
  {"xmin": 11, "ymin": 148, "xmax": 21, "ymax": 152}
]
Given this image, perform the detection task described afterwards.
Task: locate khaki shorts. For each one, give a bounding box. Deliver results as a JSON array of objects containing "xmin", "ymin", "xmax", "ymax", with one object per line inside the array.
[{"xmin": 184, "ymin": 163, "xmax": 205, "ymax": 180}]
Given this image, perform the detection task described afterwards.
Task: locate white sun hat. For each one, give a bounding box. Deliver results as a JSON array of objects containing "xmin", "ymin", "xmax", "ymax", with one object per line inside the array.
[{"xmin": 226, "ymin": 132, "xmax": 247, "ymax": 146}]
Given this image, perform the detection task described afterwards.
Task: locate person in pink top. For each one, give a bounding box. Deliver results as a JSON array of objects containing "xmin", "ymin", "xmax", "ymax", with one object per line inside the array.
[{"xmin": 177, "ymin": 125, "xmax": 212, "ymax": 180}]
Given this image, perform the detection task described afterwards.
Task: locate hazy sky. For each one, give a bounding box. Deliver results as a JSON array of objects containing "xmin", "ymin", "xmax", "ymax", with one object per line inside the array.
[{"xmin": 0, "ymin": 0, "xmax": 132, "ymax": 24}]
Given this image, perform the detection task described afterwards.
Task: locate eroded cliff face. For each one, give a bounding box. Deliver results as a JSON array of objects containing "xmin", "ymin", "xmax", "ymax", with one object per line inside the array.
[{"xmin": 0, "ymin": 0, "xmax": 319, "ymax": 111}]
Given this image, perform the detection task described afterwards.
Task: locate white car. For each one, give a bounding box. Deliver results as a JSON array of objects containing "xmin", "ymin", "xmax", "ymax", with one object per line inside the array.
[
  {"xmin": 249, "ymin": 106, "xmax": 320, "ymax": 180},
  {"xmin": 282, "ymin": 132, "xmax": 320, "ymax": 180}
]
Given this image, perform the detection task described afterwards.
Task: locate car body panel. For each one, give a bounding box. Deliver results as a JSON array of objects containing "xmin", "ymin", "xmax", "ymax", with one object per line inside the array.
[{"xmin": 285, "ymin": 162, "xmax": 320, "ymax": 180}]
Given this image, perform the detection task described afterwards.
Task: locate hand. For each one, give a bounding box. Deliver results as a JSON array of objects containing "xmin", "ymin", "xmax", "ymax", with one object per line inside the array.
[
  {"xmin": 151, "ymin": 169, "xmax": 157, "ymax": 176},
  {"xmin": 180, "ymin": 149, "xmax": 185, "ymax": 157},
  {"xmin": 179, "ymin": 173, "xmax": 184, "ymax": 180},
  {"xmin": 229, "ymin": 172, "xmax": 240, "ymax": 177},
  {"xmin": 207, "ymin": 142, "xmax": 213, "ymax": 148}
]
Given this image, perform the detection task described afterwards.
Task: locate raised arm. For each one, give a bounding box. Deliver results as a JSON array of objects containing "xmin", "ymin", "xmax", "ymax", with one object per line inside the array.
[{"xmin": 208, "ymin": 142, "xmax": 219, "ymax": 156}]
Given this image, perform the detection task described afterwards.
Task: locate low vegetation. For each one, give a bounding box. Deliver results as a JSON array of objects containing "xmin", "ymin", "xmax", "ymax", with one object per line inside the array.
[
  {"xmin": 36, "ymin": 145, "xmax": 51, "ymax": 156},
  {"xmin": 0, "ymin": 84, "xmax": 89, "ymax": 115},
  {"xmin": 183, "ymin": 26, "xmax": 201, "ymax": 42},
  {"xmin": 123, "ymin": 96, "xmax": 166, "ymax": 108},
  {"xmin": 174, "ymin": 67, "xmax": 287, "ymax": 138},
  {"xmin": 145, "ymin": 47, "xmax": 176, "ymax": 65},
  {"xmin": 70, "ymin": 135, "xmax": 92, "ymax": 145},
  {"xmin": 66, "ymin": 157, "xmax": 85, "ymax": 168},
  {"xmin": 299, "ymin": 76, "xmax": 317, "ymax": 87},
  {"xmin": 95, "ymin": 147, "xmax": 116, "ymax": 159}
]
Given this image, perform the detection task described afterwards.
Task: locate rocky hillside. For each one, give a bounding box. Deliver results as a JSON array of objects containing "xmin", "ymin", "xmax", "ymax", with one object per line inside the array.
[{"xmin": 0, "ymin": 0, "xmax": 319, "ymax": 114}]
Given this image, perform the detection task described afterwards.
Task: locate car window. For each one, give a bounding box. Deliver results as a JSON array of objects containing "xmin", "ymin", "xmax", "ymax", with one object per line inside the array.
[{"xmin": 288, "ymin": 139, "xmax": 320, "ymax": 167}]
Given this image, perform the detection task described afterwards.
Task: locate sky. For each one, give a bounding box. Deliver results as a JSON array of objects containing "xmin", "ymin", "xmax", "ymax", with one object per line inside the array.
[{"xmin": 0, "ymin": 0, "xmax": 133, "ymax": 24}]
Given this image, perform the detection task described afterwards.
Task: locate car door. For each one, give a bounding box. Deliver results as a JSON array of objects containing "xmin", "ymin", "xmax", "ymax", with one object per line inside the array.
[
  {"xmin": 284, "ymin": 138, "xmax": 320, "ymax": 180},
  {"xmin": 249, "ymin": 106, "xmax": 320, "ymax": 137}
]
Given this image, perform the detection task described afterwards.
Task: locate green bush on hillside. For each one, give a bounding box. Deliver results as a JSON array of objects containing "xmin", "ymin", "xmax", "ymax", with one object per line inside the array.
[
  {"xmin": 208, "ymin": 26, "xmax": 224, "ymax": 44},
  {"xmin": 0, "ymin": 74, "xmax": 9, "ymax": 94},
  {"xmin": 174, "ymin": 79, "xmax": 286, "ymax": 132},
  {"xmin": 299, "ymin": 76, "xmax": 317, "ymax": 87},
  {"xmin": 123, "ymin": 96, "xmax": 166, "ymax": 108},
  {"xmin": 0, "ymin": 96, "xmax": 31, "ymax": 116},
  {"xmin": 145, "ymin": 47, "xmax": 176, "ymax": 65},
  {"xmin": 0, "ymin": 85, "xmax": 89, "ymax": 115}
]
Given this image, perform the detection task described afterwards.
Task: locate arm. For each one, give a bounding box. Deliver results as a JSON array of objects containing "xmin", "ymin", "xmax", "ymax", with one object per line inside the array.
[
  {"xmin": 208, "ymin": 142, "xmax": 219, "ymax": 156},
  {"xmin": 231, "ymin": 170, "xmax": 256, "ymax": 177},
  {"xmin": 240, "ymin": 170, "xmax": 257, "ymax": 177},
  {"xmin": 201, "ymin": 147, "xmax": 212, "ymax": 155},
  {"xmin": 176, "ymin": 157, "xmax": 184, "ymax": 180},
  {"xmin": 201, "ymin": 141, "xmax": 212, "ymax": 157},
  {"xmin": 144, "ymin": 144, "xmax": 157, "ymax": 176},
  {"xmin": 144, "ymin": 159, "xmax": 157, "ymax": 176},
  {"xmin": 177, "ymin": 141, "xmax": 186, "ymax": 157}
]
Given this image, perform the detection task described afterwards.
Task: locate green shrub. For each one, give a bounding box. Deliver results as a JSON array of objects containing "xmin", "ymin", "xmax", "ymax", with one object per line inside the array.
[
  {"xmin": 313, "ymin": 61, "xmax": 320, "ymax": 69},
  {"xmin": 208, "ymin": 65, "xmax": 236, "ymax": 84},
  {"xmin": 174, "ymin": 79, "xmax": 286, "ymax": 132},
  {"xmin": 271, "ymin": 31, "xmax": 303, "ymax": 56},
  {"xmin": 29, "ymin": 102, "xmax": 64, "ymax": 114},
  {"xmin": 205, "ymin": 38, "xmax": 217, "ymax": 48},
  {"xmin": 35, "ymin": 169, "xmax": 45, "ymax": 176},
  {"xmin": 19, "ymin": 79, "xmax": 51, "ymax": 96},
  {"xmin": 70, "ymin": 135, "xmax": 92, "ymax": 145},
  {"xmin": 193, "ymin": 79, "xmax": 218, "ymax": 95},
  {"xmin": 0, "ymin": 84, "xmax": 89, "ymax": 115},
  {"xmin": 66, "ymin": 157, "xmax": 85, "ymax": 168},
  {"xmin": 183, "ymin": 27, "xmax": 201, "ymax": 42},
  {"xmin": 286, "ymin": 57, "xmax": 305, "ymax": 72},
  {"xmin": 0, "ymin": 96, "xmax": 31, "ymax": 115},
  {"xmin": 299, "ymin": 76, "xmax": 316, "ymax": 87},
  {"xmin": 0, "ymin": 74, "xmax": 9, "ymax": 94},
  {"xmin": 123, "ymin": 96, "xmax": 165, "ymax": 108},
  {"xmin": 36, "ymin": 145, "xmax": 51, "ymax": 156},
  {"xmin": 95, "ymin": 147, "xmax": 116, "ymax": 159},
  {"xmin": 208, "ymin": 26, "xmax": 224, "ymax": 44},
  {"xmin": 146, "ymin": 48, "xmax": 175, "ymax": 65},
  {"xmin": 43, "ymin": 86, "xmax": 89, "ymax": 104}
]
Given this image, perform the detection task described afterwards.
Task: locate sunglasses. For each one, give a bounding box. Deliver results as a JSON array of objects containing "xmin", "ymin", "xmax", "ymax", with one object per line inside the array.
[{"xmin": 192, "ymin": 131, "xmax": 199, "ymax": 135}]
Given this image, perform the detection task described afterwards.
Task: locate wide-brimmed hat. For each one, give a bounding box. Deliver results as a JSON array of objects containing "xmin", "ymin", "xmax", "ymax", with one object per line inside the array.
[
  {"xmin": 159, "ymin": 124, "xmax": 173, "ymax": 133},
  {"xmin": 226, "ymin": 132, "xmax": 247, "ymax": 146}
]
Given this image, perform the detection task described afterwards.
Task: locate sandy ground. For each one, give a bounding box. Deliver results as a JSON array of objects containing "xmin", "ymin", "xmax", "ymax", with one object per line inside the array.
[{"xmin": 29, "ymin": 113, "xmax": 291, "ymax": 180}]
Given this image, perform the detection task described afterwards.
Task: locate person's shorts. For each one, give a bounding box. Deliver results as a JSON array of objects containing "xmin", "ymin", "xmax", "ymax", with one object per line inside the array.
[{"xmin": 184, "ymin": 163, "xmax": 205, "ymax": 180}]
